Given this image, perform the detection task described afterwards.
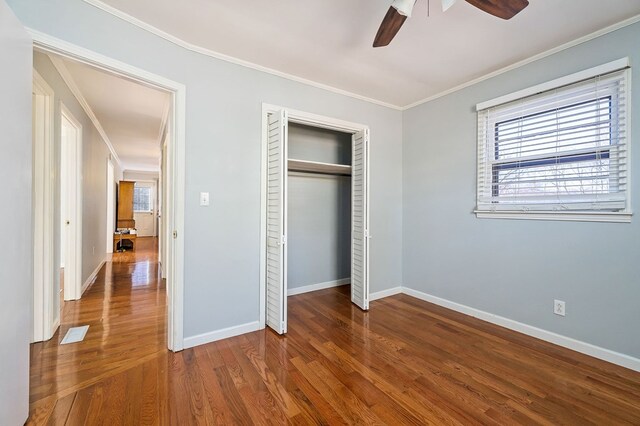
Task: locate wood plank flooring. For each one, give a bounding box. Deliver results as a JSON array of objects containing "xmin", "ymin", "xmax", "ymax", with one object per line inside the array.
[
  {"xmin": 27, "ymin": 240, "xmax": 640, "ymax": 424},
  {"xmin": 28, "ymin": 237, "xmax": 166, "ymax": 424}
]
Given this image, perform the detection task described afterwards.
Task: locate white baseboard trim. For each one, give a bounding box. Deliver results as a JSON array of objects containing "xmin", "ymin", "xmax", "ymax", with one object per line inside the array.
[
  {"xmin": 401, "ymin": 287, "xmax": 640, "ymax": 373},
  {"xmin": 287, "ymin": 278, "xmax": 350, "ymax": 296},
  {"xmin": 81, "ymin": 259, "xmax": 106, "ymax": 295},
  {"xmin": 183, "ymin": 321, "xmax": 261, "ymax": 349},
  {"xmin": 49, "ymin": 317, "xmax": 61, "ymax": 340},
  {"xmin": 370, "ymin": 286, "xmax": 403, "ymax": 301}
]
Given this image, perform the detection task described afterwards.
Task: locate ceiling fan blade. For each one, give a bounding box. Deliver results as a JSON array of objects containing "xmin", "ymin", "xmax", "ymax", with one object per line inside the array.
[
  {"xmin": 373, "ymin": 6, "xmax": 408, "ymax": 47},
  {"xmin": 464, "ymin": 0, "xmax": 529, "ymax": 19}
]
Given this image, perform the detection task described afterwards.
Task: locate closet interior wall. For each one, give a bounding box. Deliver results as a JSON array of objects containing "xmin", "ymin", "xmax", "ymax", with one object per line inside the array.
[{"xmin": 287, "ymin": 123, "xmax": 352, "ymax": 294}]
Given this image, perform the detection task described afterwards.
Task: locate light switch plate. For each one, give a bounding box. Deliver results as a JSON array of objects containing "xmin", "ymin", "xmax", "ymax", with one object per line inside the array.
[{"xmin": 200, "ymin": 192, "xmax": 210, "ymax": 206}]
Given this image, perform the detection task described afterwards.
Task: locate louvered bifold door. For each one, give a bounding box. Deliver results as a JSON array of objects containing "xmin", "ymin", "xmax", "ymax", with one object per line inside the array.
[
  {"xmin": 351, "ymin": 129, "xmax": 370, "ymax": 310},
  {"xmin": 266, "ymin": 110, "xmax": 288, "ymax": 334}
]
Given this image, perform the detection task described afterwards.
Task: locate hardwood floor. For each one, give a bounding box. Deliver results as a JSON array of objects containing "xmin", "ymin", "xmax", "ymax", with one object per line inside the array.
[
  {"xmin": 27, "ymin": 244, "xmax": 640, "ymax": 424},
  {"xmin": 28, "ymin": 237, "xmax": 166, "ymax": 424}
]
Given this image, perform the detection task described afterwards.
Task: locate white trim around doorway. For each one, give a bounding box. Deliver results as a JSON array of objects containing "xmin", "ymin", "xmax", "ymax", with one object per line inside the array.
[
  {"xmin": 30, "ymin": 29, "xmax": 186, "ymax": 352},
  {"xmin": 32, "ymin": 69, "xmax": 57, "ymax": 342},
  {"xmin": 106, "ymin": 158, "xmax": 115, "ymax": 254}
]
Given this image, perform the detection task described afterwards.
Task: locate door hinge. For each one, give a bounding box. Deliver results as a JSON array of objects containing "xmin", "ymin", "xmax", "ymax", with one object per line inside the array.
[
  {"xmin": 281, "ymin": 235, "xmax": 286, "ymax": 245},
  {"xmin": 173, "ymin": 230, "xmax": 178, "ymax": 239}
]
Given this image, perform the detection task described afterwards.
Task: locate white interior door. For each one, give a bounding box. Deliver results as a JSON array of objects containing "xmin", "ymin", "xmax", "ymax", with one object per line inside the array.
[
  {"xmin": 134, "ymin": 181, "xmax": 156, "ymax": 237},
  {"xmin": 60, "ymin": 124, "xmax": 67, "ymax": 267},
  {"xmin": 265, "ymin": 110, "xmax": 288, "ymax": 334},
  {"xmin": 0, "ymin": 3, "xmax": 34, "ymax": 423},
  {"xmin": 351, "ymin": 129, "xmax": 370, "ymax": 310},
  {"xmin": 61, "ymin": 105, "xmax": 83, "ymax": 301}
]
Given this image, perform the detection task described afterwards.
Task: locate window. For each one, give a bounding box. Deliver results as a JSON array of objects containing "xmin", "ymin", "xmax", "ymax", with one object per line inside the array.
[
  {"xmin": 476, "ymin": 61, "xmax": 630, "ymax": 221},
  {"xmin": 133, "ymin": 186, "xmax": 152, "ymax": 212}
]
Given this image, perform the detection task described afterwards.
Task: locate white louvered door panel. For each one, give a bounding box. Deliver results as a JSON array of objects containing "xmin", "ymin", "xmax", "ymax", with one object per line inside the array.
[
  {"xmin": 351, "ymin": 129, "xmax": 370, "ymax": 310},
  {"xmin": 266, "ymin": 110, "xmax": 288, "ymax": 334}
]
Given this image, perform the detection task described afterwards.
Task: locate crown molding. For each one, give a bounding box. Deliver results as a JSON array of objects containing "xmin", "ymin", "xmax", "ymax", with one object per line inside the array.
[
  {"xmin": 47, "ymin": 54, "xmax": 124, "ymax": 170},
  {"xmin": 123, "ymin": 167, "xmax": 160, "ymax": 174},
  {"xmin": 82, "ymin": 0, "xmax": 640, "ymax": 111},
  {"xmin": 401, "ymin": 13, "xmax": 640, "ymax": 110},
  {"xmin": 82, "ymin": 0, "xmax": 403, "ymax": 111}
]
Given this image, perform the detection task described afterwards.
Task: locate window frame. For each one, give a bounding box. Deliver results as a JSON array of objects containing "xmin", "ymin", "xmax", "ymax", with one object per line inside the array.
[{"xmin": 475, "ymin": 59, "xmax": 632, "ymax": 223}]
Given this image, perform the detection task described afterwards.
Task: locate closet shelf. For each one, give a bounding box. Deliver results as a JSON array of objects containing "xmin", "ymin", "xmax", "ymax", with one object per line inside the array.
[{"xmin": 288, "ymin": 159, "xmax": 352, "ymax": 176}]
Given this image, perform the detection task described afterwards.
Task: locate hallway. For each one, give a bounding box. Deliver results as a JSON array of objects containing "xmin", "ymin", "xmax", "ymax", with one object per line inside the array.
[{"xmin": 28, "ymin": 237, "xmax": 166, "ymax": 423}]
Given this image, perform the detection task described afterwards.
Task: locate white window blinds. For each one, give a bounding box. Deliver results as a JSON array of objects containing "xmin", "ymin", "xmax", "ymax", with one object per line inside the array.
[{"xmin": 476, "ymin": 67, "xmax": 629, "ymax": 213}]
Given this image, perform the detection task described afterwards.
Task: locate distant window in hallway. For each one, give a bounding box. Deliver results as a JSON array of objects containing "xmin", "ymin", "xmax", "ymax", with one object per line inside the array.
[{"xmin": 134, "ymin": 186, "xmax": 151, "ymax": 212}]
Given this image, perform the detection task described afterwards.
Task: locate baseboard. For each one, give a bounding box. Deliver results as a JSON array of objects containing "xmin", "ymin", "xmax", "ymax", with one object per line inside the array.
[
  {"xmin": 82, "ymin": 259, "xmax": 106, "ymax": 295},
  {"xmin": 401, "ymin": 287, "xmax": 640, "ymax": 373},
  {"xmin": 287, "ymin": 278, "xmax": 350, "ymax": 296},
  {"xmin": 159, "ymin": 260, "xmax": 165, "ymax": 279},
  {"xmin": 49, "ymin": 317, "xmax": 60, "ymax": 340},
  {"xmin": 370, "ymin": 286, "xmax": 403, "ymax": 301},
  {"xmin": 183, "ymin": 321, "xmax": 261, "ymax": 349}
]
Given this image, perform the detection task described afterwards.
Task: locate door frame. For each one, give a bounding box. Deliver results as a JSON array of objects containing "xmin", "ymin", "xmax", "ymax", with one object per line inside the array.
[
  {"xmin": 259, "ymin": 103, "xmax": 370, "ymax": 329},
  {"xmin": 132, "ymin": 179, "xmax": 158, "ymax": 237},
  {"xmin": 60, "ymin": 102, "xmax": 83, "ymax": 302},
  {"xmin": 106, "ymin": 158, "xmax": 115, "ymax": 253},
  {"xmin": 31, "ymin": 32, "xmax": 186, "ymax": 351},
  {"xmin": 32, "ymin": 69, "xmax": 57, "ymax": 342}
]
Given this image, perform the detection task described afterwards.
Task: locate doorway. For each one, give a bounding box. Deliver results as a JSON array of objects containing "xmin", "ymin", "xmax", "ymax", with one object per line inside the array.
[
  {"xmin": 260, "ymin": 105, "xmax": 371, "ymax": 334},
  {"xmin": 133, "ymin": 181, "xmax": 157, "ymax": 237},
  {"xmin": 31, "ymin": 34, "xmax": 186, "ymax": 351}
]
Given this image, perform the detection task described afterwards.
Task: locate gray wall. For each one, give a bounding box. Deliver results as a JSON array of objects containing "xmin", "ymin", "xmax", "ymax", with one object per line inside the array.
[
  {"xmin": 8, "ymin": 0, "xmax": 403, "ymax": 338},
  {"xmin": 403, "ymin": 22, "xmax": 640, "ymax": 358},
  {"xmin": 34, "ymin": 52, "xmax": 124, "ymax": 309},
  {"xmin": 288, "ymin": 124, "xmax": 351, "ymax": 289},
  {"xmin": 0, "ymin": 1, "xmax": 31, "ymax": 423},
  {"xmin": 288, "ymin": 123, "xmax": 352, "ymax": 165}
]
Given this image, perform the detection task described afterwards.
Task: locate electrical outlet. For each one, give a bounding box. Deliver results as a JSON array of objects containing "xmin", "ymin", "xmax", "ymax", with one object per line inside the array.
[{"xmin": 554, "ymin": 299, "xmax": 566, "ymax": 317}]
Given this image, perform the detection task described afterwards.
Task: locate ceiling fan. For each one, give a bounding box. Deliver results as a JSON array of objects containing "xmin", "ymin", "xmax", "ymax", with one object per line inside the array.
[{"xmin": 373, "ymin": 0, "xmax": 529, "ymax": 47}]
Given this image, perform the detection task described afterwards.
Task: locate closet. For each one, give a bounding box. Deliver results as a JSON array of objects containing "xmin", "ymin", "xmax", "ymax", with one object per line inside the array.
[{"xmin": 265, "ymin": 109, "xmax": 370, "ymax": 335}]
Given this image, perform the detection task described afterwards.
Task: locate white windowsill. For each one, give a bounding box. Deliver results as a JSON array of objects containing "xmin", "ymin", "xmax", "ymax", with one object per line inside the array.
[{"xmin": 475, "ymin": 210, "xmax": 632, "ymax": 223}]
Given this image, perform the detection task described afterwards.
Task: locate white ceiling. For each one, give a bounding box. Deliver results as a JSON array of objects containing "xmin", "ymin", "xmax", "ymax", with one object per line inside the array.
[
  {"xmin": 95, "ymin": 0, "xmax": 640, "ymax": 108},
  {"xmin": 59, "ymin": 56, "xmax": 170, "ymax": 171}
]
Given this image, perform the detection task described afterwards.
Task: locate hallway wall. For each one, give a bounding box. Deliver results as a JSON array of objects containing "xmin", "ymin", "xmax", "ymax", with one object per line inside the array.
[{"xmin": 33, "ymin": 52, "xmax": 124, "ymax": 303}]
